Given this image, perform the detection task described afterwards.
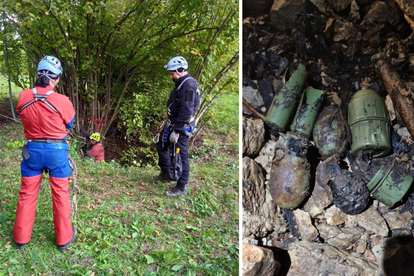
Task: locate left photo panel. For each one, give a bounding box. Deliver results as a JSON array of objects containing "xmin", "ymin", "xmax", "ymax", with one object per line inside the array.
[{"xmin": 0, "ymin": 0, "xmax": 240, "ymax": 274}]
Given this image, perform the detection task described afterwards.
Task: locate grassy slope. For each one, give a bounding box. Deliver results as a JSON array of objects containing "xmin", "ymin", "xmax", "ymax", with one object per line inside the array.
[{"xmin": 0, "ymin": 93, "xmax": 239, "ymax": 275}]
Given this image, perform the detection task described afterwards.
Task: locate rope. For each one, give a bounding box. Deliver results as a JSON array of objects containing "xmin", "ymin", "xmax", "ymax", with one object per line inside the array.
[
  {"xmin": 69, "ymin": 156, "xmax": 80, "ymax": 221},
  {"xmin": 90, "ymin": 117, "xmax": 107, "ymax": 131}
]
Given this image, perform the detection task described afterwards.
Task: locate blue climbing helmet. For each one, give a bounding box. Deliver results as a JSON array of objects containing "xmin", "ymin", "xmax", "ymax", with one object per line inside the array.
[
  {"xmin": 165, "ymin": 56, "xmax": 188, "ymax": 71},
  {"xmin": 37, "ymin": 55, "xmax": 63, "ymax": 76}
]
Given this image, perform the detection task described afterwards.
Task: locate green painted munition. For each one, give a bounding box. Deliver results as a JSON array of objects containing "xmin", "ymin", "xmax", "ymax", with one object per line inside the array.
[
  {"xmin": 313, "ymin": 105, "xmax": 348, "ymax": 158},
  {"xmin": 348, "ymin": 89, "xmax": 391, "ymax": 158},
  {"xmin": 290, "ymin": 87, "xmax": 324, "ymax": 138},
  {"xmin": 264, "ymin": 64, "xmax": 307, "ymax": 132}
]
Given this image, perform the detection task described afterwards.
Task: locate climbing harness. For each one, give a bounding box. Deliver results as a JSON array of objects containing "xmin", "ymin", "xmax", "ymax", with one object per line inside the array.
[
  {"xmin": 153, "ymin": 118, "xmax": 171, "ymax": 144},
  {"xmin": 18, "ymin": 88, "xmax": 58, "ymax": 114},
  {"xmin": 69, "ymin": 157, "xmax": 80, "ymax": 221}
]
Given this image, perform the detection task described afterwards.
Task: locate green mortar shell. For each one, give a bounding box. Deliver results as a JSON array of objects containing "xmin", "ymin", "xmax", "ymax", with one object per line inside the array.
[
  {"xmin": 290, "ymin": 87, "xmax": 324, "ymax": 138},
  {"xmin": 264, "ymin": 64, "xmax": 307, "ymax": 132},
  {"xmin": 348, "ymin": 89, "xmax": 391, "ymax": 158},
  {"xmin": 367, "ymin": 159, "xmax": 413, "ymax": 207}
]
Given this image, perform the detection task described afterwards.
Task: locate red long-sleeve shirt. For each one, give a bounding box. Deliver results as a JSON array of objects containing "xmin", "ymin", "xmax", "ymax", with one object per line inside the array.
[
  {"xmin": 16, "ymin": 85, "xmax": 75, "ymax": 139},
  {"xmin": 87, "ymin": 143, "xmax": 105, "ymax": 162}
]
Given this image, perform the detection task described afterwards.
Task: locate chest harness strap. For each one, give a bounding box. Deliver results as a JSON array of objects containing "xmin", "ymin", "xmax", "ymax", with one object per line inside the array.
[{"xmin": 19, "ymin": 88, "xmax": 58, "ymax": 114}]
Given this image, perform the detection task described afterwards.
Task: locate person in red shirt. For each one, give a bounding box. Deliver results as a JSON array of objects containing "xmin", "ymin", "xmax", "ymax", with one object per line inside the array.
[
  {"xmin": 13, "ymin": 55, "xmax": 76, "ymax": 252},
  {"xmin": 87, "ymin": 132, "xmax": 105, "ymax": 162}
]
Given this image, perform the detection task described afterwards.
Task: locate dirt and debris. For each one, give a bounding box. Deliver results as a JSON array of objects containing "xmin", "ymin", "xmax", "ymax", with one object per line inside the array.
[{"xmin": 243, "ymin": 0, "xmax": 414, "ymax": 275}]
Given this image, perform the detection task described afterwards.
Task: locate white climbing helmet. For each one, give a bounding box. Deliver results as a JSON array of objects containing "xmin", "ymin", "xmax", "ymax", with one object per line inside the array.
[
  {"xmin": 164, "ymin": 56, "xmax": 188, "ymax": 71},
  {"xmin": 37, "ymin": 55, "xmax": 63, "ymax": 75}
]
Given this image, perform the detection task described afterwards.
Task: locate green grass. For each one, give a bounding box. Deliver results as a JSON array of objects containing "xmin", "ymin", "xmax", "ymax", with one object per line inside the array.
[{"xmin": 0, "ymin": 93, "xmax": 239, "ymax": 275}]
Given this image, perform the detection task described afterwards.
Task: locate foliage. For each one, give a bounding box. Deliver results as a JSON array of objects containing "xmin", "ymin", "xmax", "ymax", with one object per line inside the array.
[
  {"xmin": 1, "ymin": 0, "xmax": 239, "ymax": 145},
  {"xmin": 0, "ymin": 114, "xmax": 239, "ymax": 275}
]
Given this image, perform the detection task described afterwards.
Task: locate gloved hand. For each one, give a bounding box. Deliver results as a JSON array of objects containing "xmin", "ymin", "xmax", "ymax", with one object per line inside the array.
[{"xmin": 169, "ymin": 131, "xmax": 180, "ymax": 144}]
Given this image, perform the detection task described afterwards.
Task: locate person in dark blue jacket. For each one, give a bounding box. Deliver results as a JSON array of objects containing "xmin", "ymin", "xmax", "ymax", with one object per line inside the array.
[{"xmin": 154, "ymin": 56, "xmax": 200, "ymax": 196}]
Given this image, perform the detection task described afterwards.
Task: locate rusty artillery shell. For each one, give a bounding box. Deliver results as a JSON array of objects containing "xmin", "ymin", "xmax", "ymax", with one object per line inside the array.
[{"xmin": 269, "ymin": 135, "xmax": 310, "ymax": 209}]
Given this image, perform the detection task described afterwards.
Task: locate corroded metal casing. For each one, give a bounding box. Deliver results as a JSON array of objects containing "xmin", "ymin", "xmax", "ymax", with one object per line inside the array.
[
  {"xmin": 367, "ymin": 159, "xmax": 413, "ymax": 207},
  {"xmin": 264, "ymin": 64, "xmax": 307, "ymax": 132},
  {"xmin": 290, "ymin": 87, "xmax": 324, "ymax": 138},
  {"xmin": 313, "ymin": 105, "xmax": 348, "ymax": 158},
  {"xmin": 348, "ymin": 89, "xmax": 391, "ymax": 158},
  {"xmin": 269, "ymin": 135, "xmax": 310, "ymax": 209}
]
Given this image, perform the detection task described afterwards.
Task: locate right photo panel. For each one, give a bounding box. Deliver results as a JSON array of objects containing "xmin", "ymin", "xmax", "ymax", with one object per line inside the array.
[{"xmin": 242, "ymin": 0, "xmax": 414, "ymax": 275}]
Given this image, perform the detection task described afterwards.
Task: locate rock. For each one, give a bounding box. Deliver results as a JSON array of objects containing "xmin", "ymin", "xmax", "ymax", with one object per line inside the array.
[
  {"xmin": 309, "ymin": 0, "xmax": 336, "ymax": 16},
  {"xmin": 350, "ymin": 206, "xmax": 389, "ymax": 237},
  {"xmin": 382, "ymin": 210, "xmax": 412, "ymax": 231},
  {"xmin": 255, "ymin": 140, "xmax": 278, "ymax": 177},
  {"xmin": 317, "ymin": 224, "xmax": 362, "ymax": 248},
  {"xmin": 303, "ymin": 178, "xmax": 333, "ymax": 217},
  {"xmin": 242, "ymin": 243, "xmax": 281, "ymax": 276},
  {"xmin": 394, "ymin": 0, "xmax": 414, "ymax": 32},
  {"xmin": 354, "ymin": 237, "xmax": 368, "ymax": 254},
  {"xmin": 327, "ymin": 0, "xmax": 352, "ymax": 13},
  {"xmin": 293, "ymin": 209, "xmax": 319, "ymax": 241},
  {"xmin": 243, "ymin": 85, "xmax": 264, "ymax": 110},
  {"xmin": 242, "ymin": 157, "xmax": 288, "ymax": 238},
  {"xmin": 287, "ymin": 241, "xmax": 379, "ymax": 275},
  {"xmin": 270, "ymin": 0, "xmax": 305, "ymax": 31},
  {"xmin": 348, "ymin": 0, "xmax": 360, "ymax": 22},
  {"xmin": 372, "ymin": 238, "xmax": 386, "ymax": 267},
  {"xmin": 243, "ymin": 117, "xmax": 265, "ymax": 157},
  {"xmin": 364, "ymin": 249, "xmax": 377, "ymax": 262},
  {"xmin": 333, "ymin": 21, "xmax": 358, "ymax": 42},
  {"xmin": 325, "ymin": 205, "xmax": 348, "ymax": 226},
  {"xmin": 243, "ymin": 0, "xmax": 273, "ymax": 18},
  {"xmin": 363, "ymin": 1, "xmax": 400, "ymax": 26}
]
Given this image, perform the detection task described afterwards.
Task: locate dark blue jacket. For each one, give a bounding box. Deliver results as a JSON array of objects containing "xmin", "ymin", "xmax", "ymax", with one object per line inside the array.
[{"xmin": 167, "ymin": 74, "xmax": 200, "ymax": 132}]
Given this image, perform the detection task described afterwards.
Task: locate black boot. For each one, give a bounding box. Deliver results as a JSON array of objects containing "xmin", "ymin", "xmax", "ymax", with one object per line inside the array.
[
  {"xmin": 166, "ymin": 184, "xmax": 187, "ymax": 196},
  {"xmin": 58, "ymin": 226, "xmax": 76, "ymax": 252},
  {"xmin": 153, "ymin": 171, "xmax": 171, "ymax": 181},
  {"xmin": 13, "ymin": 238, "xmax": 26, "ymax": 251}
]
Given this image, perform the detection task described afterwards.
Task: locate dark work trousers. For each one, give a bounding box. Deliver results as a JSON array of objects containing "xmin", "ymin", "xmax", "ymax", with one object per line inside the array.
[{"xmin": 156, "ymin": 129, "xmax": 190, "ymax": 187}]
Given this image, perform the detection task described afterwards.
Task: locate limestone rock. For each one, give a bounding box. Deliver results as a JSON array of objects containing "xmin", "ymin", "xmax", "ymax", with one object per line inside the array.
[
  {"xmin": 325, "ymin": 205, "xmax": 348, "ymax": 226},
  {"xmin": 242, "ymin": 157, "xmax": 287, "ymax": 238},
  {"xmin": 255, "ymin": 140, "xmax": 278, "ymax": 177},
  {"xmin": 317, "ymin": 224, "xmax": 362, "ymax": 248},
  {"xmin": 243, "ymin": 117, "xmax": 265, "ymax": 157},
  {"xmin": 363, "ymin": 1, "xmax": 400, "ymax": 26},
  {"xmin": 287, "ymin": 241, "xmax": 379, "ymax": 275},
  {"xmin": 293, "ymin": 209, "xmax": 319, "ymax": 241},
  {"xmin": 350, "ymin": 206, "xmax": 389, "ymax": 237},
  {"xmin": 303, "ymin": 179, "xmax": 333, "ymax": 217},
  {"xmin": 270, "ymin": 0, "xmax": 305, "ymax": 31},
  {"xmin": 242, "ymin": 243, "xmax": 281, "ymax": 276},
  {"xmin": 243, "ymin": 85, "xmax": 264, "ymax": 110},
  {"xmin": 382, "ymin": 210, "xmax": 412, "ymax": 231}
]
